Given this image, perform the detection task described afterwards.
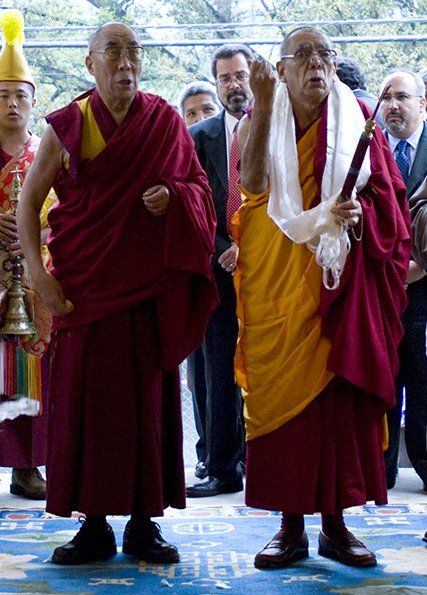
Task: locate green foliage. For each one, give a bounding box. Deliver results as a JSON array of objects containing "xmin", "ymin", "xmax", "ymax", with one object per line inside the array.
[
  {"xmin": 271, "ymin": 0, "xmax": 426, "ymax": 95},
  {"xmin": 0, "ymin": 0, "xmax": 425, "ymax": 135}
]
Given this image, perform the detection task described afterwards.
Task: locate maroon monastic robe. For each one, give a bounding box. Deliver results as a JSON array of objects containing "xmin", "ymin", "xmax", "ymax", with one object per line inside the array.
[
  {"xmin": 44, "ymin": 89, "xmax": 217, "ymax": 517},
  {"xmin": 245, "ymin": 101, "xmax": 411, "ymax": 514},
  {"xmin": 46, "ymin": 89, "xmax": 217, "ymax": 368}
]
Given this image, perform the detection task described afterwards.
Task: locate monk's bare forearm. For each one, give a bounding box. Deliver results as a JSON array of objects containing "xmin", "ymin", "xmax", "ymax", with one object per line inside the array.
[
  {"xmin": 17, "ymin": 125, "xmax": 62, "ymax": 280},
  {"xmin": 240, "ymin": 100, "xmax": 273, "ymax": 194},
  {"xmin": 240, "ymin": 60, "xmax": 276, "ymax": 194},
  {"xmin": 17, "ymin": 201, "xmax": 44, "ymax": 278}
]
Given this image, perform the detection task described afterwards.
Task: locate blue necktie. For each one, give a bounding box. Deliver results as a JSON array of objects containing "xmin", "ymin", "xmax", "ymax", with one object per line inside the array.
[{"xmin": 394, "ymin": 139, "xmax": 410, "ymax": 183}]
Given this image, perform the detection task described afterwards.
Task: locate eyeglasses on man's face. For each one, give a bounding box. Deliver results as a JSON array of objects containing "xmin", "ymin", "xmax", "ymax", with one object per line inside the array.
[
  {"xmin": 280, "ymin": 48, "xmax": 337, "ymax": 65},
  {"xmin": 216, "ymin": 71, "xmax": 250, "ymax": 88},
  {"xmin": 90, "ymin": 46, "xmax": 145, "ymax": 63},
  {"xmin": 382, "ymin": 92, "xmax": 423, "ymax": 104}
]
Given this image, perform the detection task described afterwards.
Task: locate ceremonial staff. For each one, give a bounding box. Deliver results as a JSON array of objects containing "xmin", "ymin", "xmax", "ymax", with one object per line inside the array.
[
  {"xmin": 319, "ymin": 86, "xmax": 391, "ymax": 290},
  {"xmin": 339, "ymin": 85, "xmax": 391, "ymax": 203}
]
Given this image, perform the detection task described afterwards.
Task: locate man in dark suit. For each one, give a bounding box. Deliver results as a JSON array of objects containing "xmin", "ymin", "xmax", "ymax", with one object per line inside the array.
[
  {"xmin": 380, "ymin": 69, "xmax": 427, "ymax": 491},
  {"xmin": 177, "ymin": 80, "xmax": 222, "ymax": 480},
  {"xmin": 186, "ymin": 44, "xmax": 254, "ymax": 497}
]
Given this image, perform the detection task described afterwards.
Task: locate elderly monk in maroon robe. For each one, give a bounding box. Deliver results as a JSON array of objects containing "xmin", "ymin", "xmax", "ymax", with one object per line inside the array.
[
  {"xmin": 234, "ymin": 27, "xmax": 410, "ymax": 570},
  {"xmin": 17, "ymin": 23, "xmax": 217, "ymax": 566}
]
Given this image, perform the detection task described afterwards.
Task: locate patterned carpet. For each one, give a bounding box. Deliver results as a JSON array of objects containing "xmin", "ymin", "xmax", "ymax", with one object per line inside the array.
[{"xmin": 0, "ymin": 504, "xmax": 426, "ymax": 593}]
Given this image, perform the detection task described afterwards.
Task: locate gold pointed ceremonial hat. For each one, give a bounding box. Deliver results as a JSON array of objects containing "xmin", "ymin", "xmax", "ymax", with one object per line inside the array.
[{"xmin": 0, "ymin": 9, "xmax": 34, "ymax": 88}]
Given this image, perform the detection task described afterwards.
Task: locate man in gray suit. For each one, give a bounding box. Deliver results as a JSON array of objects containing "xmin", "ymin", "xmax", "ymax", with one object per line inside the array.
[{"xmin": 380, "ymin": 70, "xmax": 427, "ymax": 491}]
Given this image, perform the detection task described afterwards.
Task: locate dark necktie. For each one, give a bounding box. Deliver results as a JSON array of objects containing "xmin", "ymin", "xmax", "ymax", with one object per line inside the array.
[
  {"xmin": 226, "ymin": 123, "xmax": 241, "ymax": 236},
  {"xmin": 394, "ymin": 139, "xmax": 411, "ymax": 183}
]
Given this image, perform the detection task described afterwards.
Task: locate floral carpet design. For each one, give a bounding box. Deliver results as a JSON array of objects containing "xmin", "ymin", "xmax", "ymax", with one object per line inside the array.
[{"xmin": 0, "ymin": 505, "xmax": 426, "ymax": 593}]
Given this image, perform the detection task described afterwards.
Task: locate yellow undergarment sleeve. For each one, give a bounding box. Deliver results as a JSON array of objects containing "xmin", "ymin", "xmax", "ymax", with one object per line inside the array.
[
  {"xmin": 40, "ymin": 188, "xmax": 56, "ymax": 266},
  {"xmin": 234, "ymin": 119, "xmax": 334, "ymax": 441},
  {"xmin": 76, "ymin": 96, "xmax": 107, "ymax": 160},
  {"xmin": 40, "ymin": 189, "xmax": 56, "ymax": 229}
]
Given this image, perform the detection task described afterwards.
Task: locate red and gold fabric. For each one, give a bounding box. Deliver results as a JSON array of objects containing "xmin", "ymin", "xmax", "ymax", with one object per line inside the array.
[{"xmin": 0, "ymin": 135, "xmax": 55, "ymax": 405}]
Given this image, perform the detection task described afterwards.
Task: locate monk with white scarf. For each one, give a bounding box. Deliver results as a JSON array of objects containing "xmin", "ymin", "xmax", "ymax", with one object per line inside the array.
[{"xmin": 233, "ymin": 27, "xmax": 411, "ymax": 570}]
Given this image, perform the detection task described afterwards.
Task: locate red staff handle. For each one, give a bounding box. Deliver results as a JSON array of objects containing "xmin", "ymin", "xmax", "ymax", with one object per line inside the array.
[{"xmin": 339, "ymin": 85, "xmax": 391, "ymax": 202}]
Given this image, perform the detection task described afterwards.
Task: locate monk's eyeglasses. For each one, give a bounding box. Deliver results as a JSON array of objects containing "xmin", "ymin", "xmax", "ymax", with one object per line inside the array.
[
  {"xmin": 90, "ymin": 46, "xmax": 145, "ymax": 63},
  {"xmin": 280, "ymin": 49, "xmax": 337, "ymax": 65}
]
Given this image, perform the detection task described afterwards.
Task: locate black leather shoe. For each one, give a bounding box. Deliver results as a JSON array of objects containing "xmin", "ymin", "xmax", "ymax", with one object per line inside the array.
[
  {"xmin": 318, "ymin": 530, "xmax": 377, "ymax": 567},
  {"xmin": 122, "ymin": 519, "xmax": 179, "ymax": 563},
  {"xmin": 254, "ymin": 531, "xmax": 309, "ymax": 569},
  {"xmin": 195, "ymin": 461, "xmax": 207, "ymax": 479},
  {"xmin": 51, "ymin": 520, "xmax": 117, "ymax": 565},
  {"xmin": 186, "ymin": 476, "xmax": 243, "ymax": 498}
]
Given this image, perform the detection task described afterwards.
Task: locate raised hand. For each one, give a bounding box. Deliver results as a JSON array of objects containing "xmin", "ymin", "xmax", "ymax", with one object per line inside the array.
[{"xmin": 249, "ymin": 60, "xmax": 277, "ymax": 107}]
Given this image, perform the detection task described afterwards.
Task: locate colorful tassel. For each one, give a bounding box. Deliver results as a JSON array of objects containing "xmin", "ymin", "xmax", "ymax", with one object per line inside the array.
[{"xmin": 0, "ymin": 336, "xmax": 42, "ymax": 406}]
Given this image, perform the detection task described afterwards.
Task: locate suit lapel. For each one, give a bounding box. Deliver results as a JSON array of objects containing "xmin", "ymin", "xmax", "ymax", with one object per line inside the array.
[
  {"xmin": 407, "ymin": 122, "xmax": 427, "ymax": 198},
  {"xmin": 205, "ymin": 111, "xmax": 228, "ymax": 193}
]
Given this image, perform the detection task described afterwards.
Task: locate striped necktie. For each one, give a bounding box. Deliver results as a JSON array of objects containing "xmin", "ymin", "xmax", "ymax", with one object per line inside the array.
[
  {"xmin": 226, "ymin": 123, "xmax": 241, "ymax": 236},
  {"xmin": 394, "ymin": 139, "xmax": 410, "ymax": 183}
]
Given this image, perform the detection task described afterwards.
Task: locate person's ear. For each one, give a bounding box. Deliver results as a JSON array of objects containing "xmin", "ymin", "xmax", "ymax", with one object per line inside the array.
[
  {"xmin": 86, "ymin": 55, "xmax": 95, "ymax": 76},
  {"xmin": 276, "ymin": 60, "xmax": 287, "ymax": 83}
]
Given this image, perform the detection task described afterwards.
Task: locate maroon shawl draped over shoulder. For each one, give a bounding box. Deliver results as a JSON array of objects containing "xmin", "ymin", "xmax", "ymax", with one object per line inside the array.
[
  {"xmin": 319, "ymin": 101, "xmax": 411, "ymax": 408},
  {"xmin": 46, "ymin": 89, "xmax": 218, "ymax": 369}
]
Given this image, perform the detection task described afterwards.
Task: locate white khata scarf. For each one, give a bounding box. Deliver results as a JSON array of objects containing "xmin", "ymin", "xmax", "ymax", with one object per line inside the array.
[{"xmin": 267, "ymin": 78, "xmax": 371, "ymax": 289}]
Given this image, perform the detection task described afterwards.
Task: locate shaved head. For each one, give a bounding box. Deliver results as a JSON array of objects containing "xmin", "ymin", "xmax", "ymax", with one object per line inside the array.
[
  {"xmin": 88, "ymin": 22, "xmax": 140, "ymax": 51},
  {"xmin": 280, "ymin": 26, "xmax": 332, "ymax": 57}
]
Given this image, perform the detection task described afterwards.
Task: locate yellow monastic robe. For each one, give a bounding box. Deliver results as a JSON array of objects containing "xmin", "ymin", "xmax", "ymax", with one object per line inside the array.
[{"xmin": 233, "ymin": 119, "xmax": 334, "ymax": 441}]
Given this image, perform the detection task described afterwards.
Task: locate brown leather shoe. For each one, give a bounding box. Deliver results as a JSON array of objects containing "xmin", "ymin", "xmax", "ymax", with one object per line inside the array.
[
  {"xmin": 254, "ymin": 530, "xmax": 309, "ymax": 569},
  {"xmin": 10, "ymin": 467, "xmax": 46, "ymax": 500},
  {"xmin": 318, "ymin": 530, "xmax": 377, "ymax": 567}
]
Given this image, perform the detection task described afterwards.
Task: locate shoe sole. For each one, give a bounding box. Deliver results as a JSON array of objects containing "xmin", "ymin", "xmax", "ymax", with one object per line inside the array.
[
  {"xmin": 10, "ymin": 484, "xmax": 46, "ymax": 501},
  {"xmin": 254, "ymin": 549, "xmax": 309, "ymax": 569},
  {"xmin": 122, "ymin": 543, "xmax": 180, "ymax": 564},
  {"xmin": 186, "ymin": 485, "xmax": 243, "ymax": 498},
  {"xmin": 51, "ymin": 546, "xmax": 117, "ymax": 565},
  {"xmin": 318, "ymin": 546, "xmax": 377, "ymax": 567}
]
